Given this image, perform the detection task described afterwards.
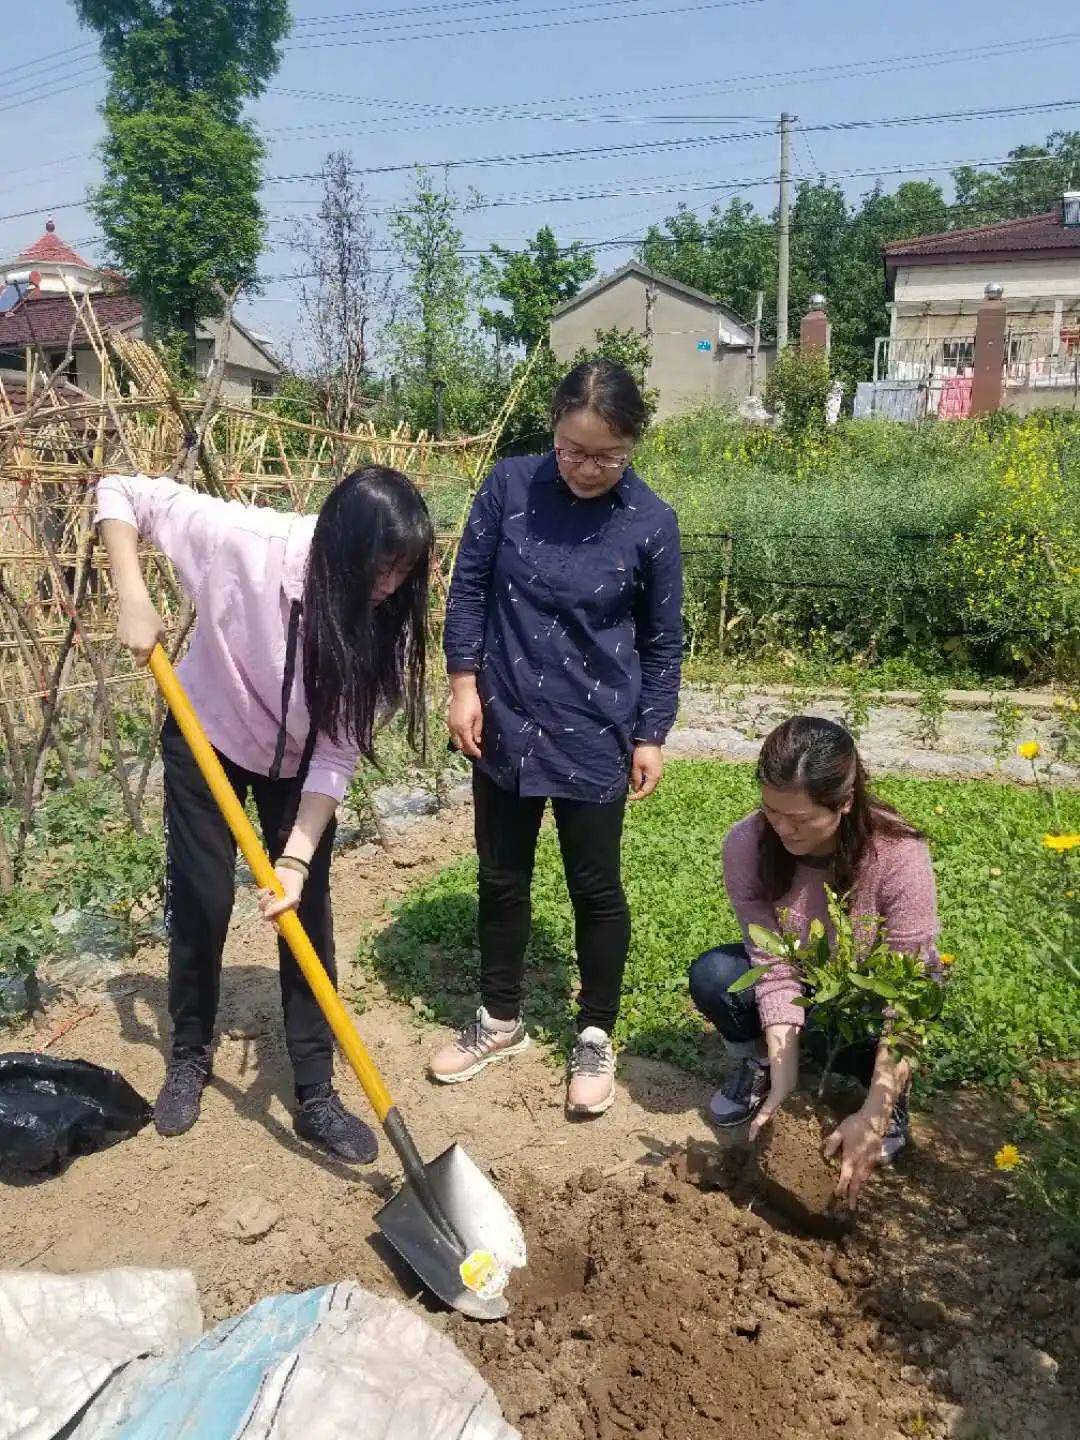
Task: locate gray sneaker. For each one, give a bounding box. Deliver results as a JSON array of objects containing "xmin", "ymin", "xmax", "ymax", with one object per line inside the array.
[
  {"xmin": 708, "ymin": 1056, "xmax": 770, "ymax": 1129},
  {"xmin": 154, "ymin": 1048, "xmax": 211, "ymax": 1137}
]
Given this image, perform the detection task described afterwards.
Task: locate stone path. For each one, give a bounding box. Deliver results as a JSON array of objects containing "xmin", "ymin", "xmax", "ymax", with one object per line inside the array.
[{"xmin": 668, "ymin": 686, "xmax": 1076, "ymax": 785}]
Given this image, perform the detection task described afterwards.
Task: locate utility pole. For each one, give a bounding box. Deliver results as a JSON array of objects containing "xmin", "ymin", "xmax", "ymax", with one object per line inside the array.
[
  {"xmin": 750, "ymin": 289, "xmax": 764, "ymax": 396},
  {"xmin": 777, "ymin": 111, "xmax": 793, "ymax": 349}
]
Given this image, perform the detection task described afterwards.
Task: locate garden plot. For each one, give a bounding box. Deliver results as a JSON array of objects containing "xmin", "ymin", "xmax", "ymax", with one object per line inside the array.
[{"xmin": 1, "ymin": 800, "xmax": 1077, "ymax": 1440}]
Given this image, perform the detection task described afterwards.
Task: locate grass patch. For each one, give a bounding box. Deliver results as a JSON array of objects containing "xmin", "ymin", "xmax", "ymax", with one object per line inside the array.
[{"xmin": 362, "ymin": 760, "xmax": 1079, "ymax": 1087}]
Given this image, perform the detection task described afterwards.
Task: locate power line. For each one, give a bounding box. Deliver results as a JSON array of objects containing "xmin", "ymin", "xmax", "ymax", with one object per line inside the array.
[
  {"xmin": 286, "ymin": 0, "xmax": 766, "ymax": 50},
  {"xmin": 4, "ymin": 24, "xmax": 1079, "ymax": 126},
  {"xmin": 0, "ymin": 41, "xmax": 95, "ymax": 84},
  {"xmin": 0, "ymin": 62, "xmax": 104, "ymax": 114},
  {"xmin": 252, "ymin": 99, "xmax": 1080, "ymax": 189}
]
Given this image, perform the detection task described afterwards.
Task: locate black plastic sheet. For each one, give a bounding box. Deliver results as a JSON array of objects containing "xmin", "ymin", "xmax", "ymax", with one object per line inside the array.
[{"xmin": 0, "ymin": 1053, "xmax": 151, "ymax": 1173}]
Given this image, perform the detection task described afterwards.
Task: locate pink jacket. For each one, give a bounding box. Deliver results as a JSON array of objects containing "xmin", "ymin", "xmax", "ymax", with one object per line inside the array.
[
  {"xmin": 96, "ymin": 473, "xmax": 359, "ymax": 802},
  {"xmin": 722, "ymin": 812, "xmax": 942, "ymax": 1029}
]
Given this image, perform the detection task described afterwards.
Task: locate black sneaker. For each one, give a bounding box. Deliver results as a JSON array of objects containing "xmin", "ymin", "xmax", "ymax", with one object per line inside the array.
[
  {"xmin": 294, "ymin": 1085, "xmax": 379, "ymax": 1164},
  {"xmin": 881, "ymin": 1089, "xmax": 910, "ymax": 1163},
  {"xmin": 154, "ymin": 1048, "xmax": 211, "ymax": 1137},
  {"xmin": 708, "ymin": 1056, "xmax": 771, "ymax": 1129}
]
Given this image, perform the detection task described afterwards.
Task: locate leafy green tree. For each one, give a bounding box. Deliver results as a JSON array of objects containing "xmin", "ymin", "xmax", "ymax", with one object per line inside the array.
[
  {"xmin": 72, "ymin": 1, "xmax": 289, "ymax": 118},
  {"xmin": 953, "ymin": 131, "xmax": 1080, "ymax": 225},
  {"xmin": 92, "ymin": 92, "xmax": 264, "ymax": 342},
  {"xmin": 641, "ymin": 198, "xmax": 774, "ymax": 335},
  {"xmin": 388, "ymin": 173, "xmax": 507, "ymax": 436},
  {"xmin": 479, "ymin": 226, "xmax": 595, "ymax": 353},
  {"xmin": 641, "ymin": 179, "xmax": 950, "ymax": 380},
  {"xmin": 73, "ymin": 0, "xmax": 289, "ymax": 349}
]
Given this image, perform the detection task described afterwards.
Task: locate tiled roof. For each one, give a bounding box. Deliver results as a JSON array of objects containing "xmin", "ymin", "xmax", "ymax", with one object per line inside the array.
[
  {"xmin": 17, "ymin": 221, "xmax": 92, "ymax": 269},
  {"xmin": 0, "ymin": 293, "xmax": 143, "ymax": 349},
  {"xmin": 885, "ymin": 210, "xmax": 1080, "ymax": 260}
]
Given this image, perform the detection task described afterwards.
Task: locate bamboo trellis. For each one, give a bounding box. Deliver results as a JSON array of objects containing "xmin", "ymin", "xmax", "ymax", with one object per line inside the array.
[{"xmin": 0, "ymin": 292, "xmax": 529, "ymax": 888}]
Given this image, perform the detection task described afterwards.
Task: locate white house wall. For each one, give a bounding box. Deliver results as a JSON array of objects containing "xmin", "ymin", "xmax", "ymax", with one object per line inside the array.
[{"xmin": 894, "ymin": 257, "xmax": 1080, "ymax": 306}]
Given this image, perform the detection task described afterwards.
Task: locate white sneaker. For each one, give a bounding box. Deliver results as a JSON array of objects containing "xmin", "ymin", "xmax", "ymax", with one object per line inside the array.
[
  {"xmin": 428, "ymin": 1007, "xmax": 530, "ymax": 1084},
  {"xmin": 566, "ymin": 1027, "xmax": 616, "ymax": 1116}
]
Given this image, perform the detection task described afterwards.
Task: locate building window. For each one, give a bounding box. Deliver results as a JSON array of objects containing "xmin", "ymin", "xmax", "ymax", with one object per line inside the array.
[
  {"xmin": 47, "ymin": 351, "xmax": 76, "ymax": 381},
  {"xmin": 251, "ymin": 376, "xmax": 275, "ymax": 398},
  {"xmin": 941, "ymin": 340, "xmax": 974, "ymax": 374}
]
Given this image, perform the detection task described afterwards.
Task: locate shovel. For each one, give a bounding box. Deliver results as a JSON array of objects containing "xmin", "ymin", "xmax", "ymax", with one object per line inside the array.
[{"xmin": 148, "ymin": 645, "xmax": 526, "ymax": 1320}]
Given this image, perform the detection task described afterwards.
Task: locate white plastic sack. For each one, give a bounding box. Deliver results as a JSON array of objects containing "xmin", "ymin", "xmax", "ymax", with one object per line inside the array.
[
  {"xmin": 0, "ymin": 1268, "xmax": 201, "ymax": 1440},
  {"xmin": 76, "ymin": 1280, "xmax": 518, "ymax": 1440}
]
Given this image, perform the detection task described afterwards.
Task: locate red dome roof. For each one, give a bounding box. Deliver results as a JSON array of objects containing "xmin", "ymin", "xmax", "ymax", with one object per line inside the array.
[{"xmin": 18, "ymin": 219, "xmax": 91, "ymax": 269}]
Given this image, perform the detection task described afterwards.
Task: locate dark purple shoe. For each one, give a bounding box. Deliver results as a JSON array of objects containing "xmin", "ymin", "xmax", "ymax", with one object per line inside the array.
[
  {"xmin": 154, "ymin": 1048, "xmax": 211, "ymax": 1137},
  {"xmin": 294, "ymin": 1085, "xmax": 378, "ymax": 1164}
]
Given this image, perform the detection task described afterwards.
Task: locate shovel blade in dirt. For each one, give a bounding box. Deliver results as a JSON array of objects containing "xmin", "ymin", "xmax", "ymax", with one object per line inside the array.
[
  {"xmin": 377, "ymin": 1140, "xmax": 527, "ymax": 1321},
  {"xmin": 148, "ymin": 646, "xmax": 527, "ymax": 1320}
]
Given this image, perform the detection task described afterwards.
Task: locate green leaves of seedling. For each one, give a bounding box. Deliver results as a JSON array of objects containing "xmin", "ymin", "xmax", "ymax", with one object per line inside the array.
[{"xmin": 730, "ymin": 886, "xmax": 946, "ymax": 1091}]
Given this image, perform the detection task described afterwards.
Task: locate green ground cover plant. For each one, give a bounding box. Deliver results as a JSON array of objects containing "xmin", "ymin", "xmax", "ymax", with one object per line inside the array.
[
  {"xmin": 0, "ymin": 781, "xmax": 163, "ymax": 1017},
  {"xmin": 362, "ymin": 761, "xmax": 1080, "ymax": 1089}
]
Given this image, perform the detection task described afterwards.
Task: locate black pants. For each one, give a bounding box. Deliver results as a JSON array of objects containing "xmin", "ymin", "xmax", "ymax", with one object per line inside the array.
[
  {"xmin": 473, "ymin": 767, "xmax": 630, "ymax": 1035},
  {"xmin": 161, "ymin": 715, "xmax": 337, "ymax": 1089},
  {"xmin": 689, "ymin": 942, "xmax": 878, "ymax": 1087}
]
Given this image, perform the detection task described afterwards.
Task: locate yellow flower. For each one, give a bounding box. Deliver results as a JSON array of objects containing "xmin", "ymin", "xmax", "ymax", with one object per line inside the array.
[
  {"xmin": 994, "ymin": 1144, "xmax": 1022, "ymax": 1172},
  {"xmin": 989, "ymin": 866, "xmax": 1003, "ymax": 878},
  {"xmin": 1043, "ymin": 833, "xmax": 1080, "ymax": 853},
  {"xmin": 1017, "ymin": 741, "xmax": 1041, "ymax": 761},
  {"xmin": 938, "ymin": 952, "xmax": 955, "ymax": 967}
]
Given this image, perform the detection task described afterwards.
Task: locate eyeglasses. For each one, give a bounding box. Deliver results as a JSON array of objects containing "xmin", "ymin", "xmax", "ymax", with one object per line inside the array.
[{"xmin": 554, "ymin": 444, "xmax": 629, "ymax": 474}]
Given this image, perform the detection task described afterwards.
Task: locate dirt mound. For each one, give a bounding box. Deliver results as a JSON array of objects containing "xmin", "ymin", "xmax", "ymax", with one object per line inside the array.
[
  {"xmin": 754, "ymin": 1094, "xmax": 854, "ymax": 1239},
  {"xmin": 455, "ymin": 1166, "xmax": 927, "ymax": 1440}
]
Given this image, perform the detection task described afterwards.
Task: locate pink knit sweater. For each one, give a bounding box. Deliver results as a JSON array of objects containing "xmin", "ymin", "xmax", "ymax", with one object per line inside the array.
[{"xmin": 722, "ymin": 812, "xmax": 942, "ymax": 1029}]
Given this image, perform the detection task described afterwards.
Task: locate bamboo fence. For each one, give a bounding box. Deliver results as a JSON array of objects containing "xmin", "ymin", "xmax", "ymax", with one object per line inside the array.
[{"xmin": 0, "ymin": 291, "xmax": 533, "ymax": 888}]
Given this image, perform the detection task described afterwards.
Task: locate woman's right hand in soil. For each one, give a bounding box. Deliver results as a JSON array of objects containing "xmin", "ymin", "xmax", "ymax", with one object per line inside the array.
[
  {"xmin": 447, "ymin": 674, "xmax": 483, "ymax": 759},
  {"xmin": 117, "ymin": 592, "xmax": 166, "ymax": 666},
  {"xmin": 748, "ymin": 1024, "xmax": 800, "ymax": 1140}
]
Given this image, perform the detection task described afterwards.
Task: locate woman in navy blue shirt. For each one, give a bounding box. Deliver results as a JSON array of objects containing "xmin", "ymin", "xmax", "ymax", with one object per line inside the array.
[{"xmin": 430, "ymin": 361, "xmax": 683, "ymax": 1116}]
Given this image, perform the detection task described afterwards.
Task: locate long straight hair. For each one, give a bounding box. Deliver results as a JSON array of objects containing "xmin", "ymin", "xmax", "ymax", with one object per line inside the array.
[
  {"xmin": 756, "ymin": 715, "xmax": 922, "ymax": 901},
  {"xmin": 302, "ymin": 466, "xmax": 433, "ymax": 761}
]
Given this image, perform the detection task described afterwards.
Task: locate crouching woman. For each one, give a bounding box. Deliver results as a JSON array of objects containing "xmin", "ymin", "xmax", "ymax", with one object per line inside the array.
[{"xmin": 689, "ymin": 716, "xmax": 945, "ymax": 1206}]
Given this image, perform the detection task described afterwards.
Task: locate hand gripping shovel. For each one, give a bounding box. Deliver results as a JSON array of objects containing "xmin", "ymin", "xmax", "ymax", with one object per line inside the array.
[{"xmin": 149, "ymin": 646, "xmax": 526, "ymax": 1319}]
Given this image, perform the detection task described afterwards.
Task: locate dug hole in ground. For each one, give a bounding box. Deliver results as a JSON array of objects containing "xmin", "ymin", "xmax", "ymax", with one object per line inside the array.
[{"xmin": 1, "ymin": 806, "xmax": 1076, "ymax": 1440}]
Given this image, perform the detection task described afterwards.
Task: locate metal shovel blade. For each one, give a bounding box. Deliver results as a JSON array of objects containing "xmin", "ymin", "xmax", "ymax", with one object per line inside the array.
[{"xmin": 376, "ymin": 1142, "xmax": 527, "ymax": 1321}]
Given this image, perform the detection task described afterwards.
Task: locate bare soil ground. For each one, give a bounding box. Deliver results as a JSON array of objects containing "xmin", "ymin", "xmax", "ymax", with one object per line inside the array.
[{"xmin": 2, "ymin": 805, "xmax": 1077, "ymax": 1439}]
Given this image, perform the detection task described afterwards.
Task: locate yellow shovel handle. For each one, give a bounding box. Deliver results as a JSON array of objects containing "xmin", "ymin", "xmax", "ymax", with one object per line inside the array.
[{"xmin": 148, "ymin": 644, "xmax": 394, "ymax": 1123}]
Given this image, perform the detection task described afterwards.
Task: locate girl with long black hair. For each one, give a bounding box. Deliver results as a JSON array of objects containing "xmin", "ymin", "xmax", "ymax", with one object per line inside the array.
[
  {"xmin": 690, "ymin": 716, "xmax": 945, "ymax": 1206},
  {"xmin": 98, "ymin": 466, "xmax": 433, "ymax": 1163}
]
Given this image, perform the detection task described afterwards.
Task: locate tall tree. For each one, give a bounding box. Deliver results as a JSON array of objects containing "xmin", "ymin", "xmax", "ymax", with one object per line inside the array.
[
  {"xmin": 72, "ymin": 1, "xmax": 288, "ymax": 116},
  {"xmin": 641, "ymin": 199, "xmax": 774, "ymax": 334},
  {"xmin": 290, "ymin": 152, "xmax": 390, "ymax": 436},
  {"xmin": 389, "ymin": 172, "xmax": 505, "ymax": 436},
  {"xmin": 953, "ymin": 131, "xmax": 1080, "ymax": 225},
  {"xmin": 479, "ymin": 226, "xmax": 596, "ymax": 353},
  {"xmin": 73, "ymin": 1, "xmax": 290, "ymax": 350}
]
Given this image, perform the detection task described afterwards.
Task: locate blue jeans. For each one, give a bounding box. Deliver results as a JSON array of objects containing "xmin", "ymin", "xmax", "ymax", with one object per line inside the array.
[{"xmin": 688, "ymin": 943, "xmax": 878, "ymax": 1087}]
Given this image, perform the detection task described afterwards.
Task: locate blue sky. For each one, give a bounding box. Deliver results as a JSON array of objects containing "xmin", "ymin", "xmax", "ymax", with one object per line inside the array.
[{"xmin": 3, "ymin": 0, "xmax": 1079, "ymax": 353}]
